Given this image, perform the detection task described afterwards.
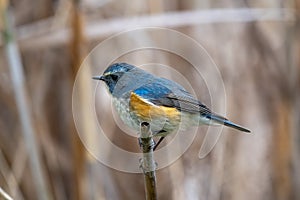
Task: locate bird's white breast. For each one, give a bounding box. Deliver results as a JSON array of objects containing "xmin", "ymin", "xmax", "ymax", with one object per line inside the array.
[{"xmin": 112, "ymin": 97, "xmax": 140, "ymax": 130}]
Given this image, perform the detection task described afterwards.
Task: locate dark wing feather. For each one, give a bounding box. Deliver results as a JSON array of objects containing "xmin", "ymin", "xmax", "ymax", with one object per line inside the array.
[{"xmin": 166, "ymin": 93, "xmax": 210, "ymax": 113}]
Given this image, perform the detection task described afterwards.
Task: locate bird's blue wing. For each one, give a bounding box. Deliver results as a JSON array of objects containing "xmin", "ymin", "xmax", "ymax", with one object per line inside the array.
[{"xmin": 133, "ymin": 82, "xmax": 213, "ymax": 116}]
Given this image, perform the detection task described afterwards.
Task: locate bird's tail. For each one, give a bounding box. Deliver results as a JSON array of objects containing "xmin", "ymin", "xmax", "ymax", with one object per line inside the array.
[{"xmin": 206, "ymin": 114, "xmax": 251, "ymax": 133}]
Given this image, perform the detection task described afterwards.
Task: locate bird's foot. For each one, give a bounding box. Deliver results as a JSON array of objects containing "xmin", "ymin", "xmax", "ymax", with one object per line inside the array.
[{"xmin": 153, "ymin": 136, "xmax": 165, "ymax": 151}]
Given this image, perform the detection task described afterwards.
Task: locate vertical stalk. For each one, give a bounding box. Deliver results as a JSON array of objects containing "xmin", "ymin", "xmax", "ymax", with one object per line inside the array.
[
  {"xmin": 1, "ymin": 7, "xmax": 50, "ymax": 200},
  {"xmin": 69, "ymin": 1, "xmax": 86, "ymax": 199},
  {"xmin": 139, "ymin": 122, "xmax": 157, "ymax": 200}
]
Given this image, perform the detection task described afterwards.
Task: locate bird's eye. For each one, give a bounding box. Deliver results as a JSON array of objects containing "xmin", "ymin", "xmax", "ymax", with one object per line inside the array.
[{"xmin": 110, "ymin": 74, "xmax": 118, "ymax": 81}]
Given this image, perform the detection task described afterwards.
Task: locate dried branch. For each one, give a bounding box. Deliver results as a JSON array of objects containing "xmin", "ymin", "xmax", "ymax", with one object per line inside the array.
[{"xmin": 139, "ymin": 122, "xmax": 157, "ymax": 200}]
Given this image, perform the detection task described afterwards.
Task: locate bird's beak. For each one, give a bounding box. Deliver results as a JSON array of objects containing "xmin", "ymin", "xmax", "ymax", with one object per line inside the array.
[{"xmin": 92, "ymin": 75, "xmax": 105, "ymax": 81}]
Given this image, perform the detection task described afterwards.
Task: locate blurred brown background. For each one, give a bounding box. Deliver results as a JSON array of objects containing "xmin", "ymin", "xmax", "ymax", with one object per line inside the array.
[{"xmin": 0, "ymin": 0, "xmax": 300, "ymax": 200}]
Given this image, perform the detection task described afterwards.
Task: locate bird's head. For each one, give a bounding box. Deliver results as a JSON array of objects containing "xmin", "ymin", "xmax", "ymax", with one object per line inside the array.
[{"xmin": 93, "ymin": 63, "xmax": 135, "ymax": 94}]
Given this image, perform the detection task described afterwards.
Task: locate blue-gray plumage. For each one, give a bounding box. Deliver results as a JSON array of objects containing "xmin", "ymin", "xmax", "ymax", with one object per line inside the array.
[{"xmin": 93, "ymin": 63, "xmax": 250, "ymax": 149}]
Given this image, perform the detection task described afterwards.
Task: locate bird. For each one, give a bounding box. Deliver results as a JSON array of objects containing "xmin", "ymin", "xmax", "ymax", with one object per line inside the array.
[{"xmin": 93, "ymin": 63, "xmax": 251, "ymax": 150}]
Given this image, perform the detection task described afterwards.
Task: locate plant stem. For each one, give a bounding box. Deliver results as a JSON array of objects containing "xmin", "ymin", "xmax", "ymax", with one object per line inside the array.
[
  {"xmin": 139, "ymin": 122, "xmax": 157, "ymax": 200},
  {"xmin": 0, "ymin": 187, "xmax": 13, "ymax": 200},
  {"xmin": 2, "ymin": 7, "xmax": 49, "ymax": 200}
]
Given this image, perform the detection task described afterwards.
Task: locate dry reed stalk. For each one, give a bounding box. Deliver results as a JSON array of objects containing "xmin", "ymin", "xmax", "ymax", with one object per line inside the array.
[
  {"xmin": 1, "ymin": 6, "xmax": 50, "ymax": 200},
  {"xmin": 0, "ymin": 186, "xmax": 13, "ymax": 200},
  {"xmin": 69, "ymin": 0, "xmax": 88, "ymax": 199},
  {"xmin": 0, "ymin": 8, "xmax": 293, "ymax": 49}
]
